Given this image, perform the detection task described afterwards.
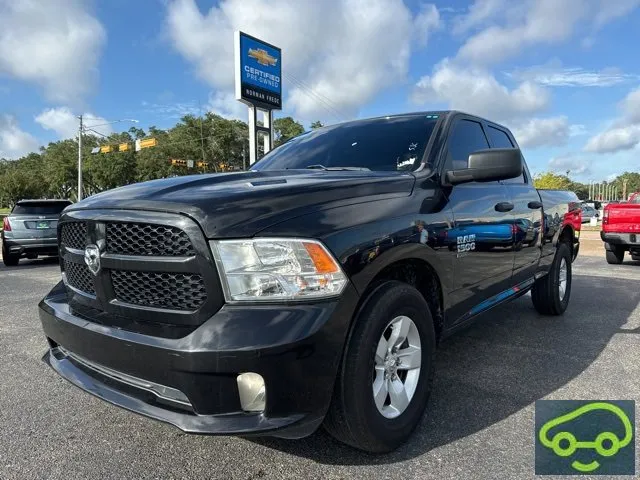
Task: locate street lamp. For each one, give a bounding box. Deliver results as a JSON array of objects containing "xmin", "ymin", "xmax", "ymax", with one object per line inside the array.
[{"xmin": 77, "ymin": 116, "xmax": 139, "ymax": 201}]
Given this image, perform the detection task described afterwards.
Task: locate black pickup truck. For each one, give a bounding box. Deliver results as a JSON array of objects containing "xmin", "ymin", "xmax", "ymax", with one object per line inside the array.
[{"xmin": 39, "ymin": 111, "xmax": 581, "ymax": 452}]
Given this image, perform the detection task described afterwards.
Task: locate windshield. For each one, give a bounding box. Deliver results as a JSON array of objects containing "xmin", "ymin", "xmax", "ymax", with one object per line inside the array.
[
  {"xmin": 252, "ymin": 114, "xmax": 439, "ymax": 172},
  {"xmin": 12, "ymin": 201, "xmax": 71, "ymax": 215}
]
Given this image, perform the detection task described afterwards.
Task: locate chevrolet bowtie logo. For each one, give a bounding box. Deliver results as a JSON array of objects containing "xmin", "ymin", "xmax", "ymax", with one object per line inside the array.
[{"xmin": 248, "ymin": 48, "xmax": 278, "ymax": 67}]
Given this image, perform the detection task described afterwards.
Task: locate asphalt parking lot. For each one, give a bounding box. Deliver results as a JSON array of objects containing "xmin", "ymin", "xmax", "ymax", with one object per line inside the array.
[{"xmin": 1, "ymin": 252, "xmax": 639, "ymax": 479}]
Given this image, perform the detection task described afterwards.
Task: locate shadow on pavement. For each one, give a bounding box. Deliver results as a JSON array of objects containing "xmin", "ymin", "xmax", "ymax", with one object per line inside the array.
[
  {"xmin": 0, "ymin": 256, "xmax": 59, "ymax": 271},
  {"xmin": 252, "ymin": 273, "xmax": 640, "ymax": 465}
]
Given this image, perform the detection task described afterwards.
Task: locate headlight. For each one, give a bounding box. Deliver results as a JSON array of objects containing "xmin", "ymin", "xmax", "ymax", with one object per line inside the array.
[{"xmin": 210, "ymin": 238, "xmax": 347, "ymax": 302}]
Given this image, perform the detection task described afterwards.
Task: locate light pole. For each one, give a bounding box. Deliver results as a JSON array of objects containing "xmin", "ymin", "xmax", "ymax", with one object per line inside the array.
[{"xmin": 77, "ymin": 117, "xmax": 139, "ymax": 201}]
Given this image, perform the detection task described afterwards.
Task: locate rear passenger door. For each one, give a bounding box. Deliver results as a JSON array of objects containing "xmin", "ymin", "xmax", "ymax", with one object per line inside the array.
[
  {"xmin": 486, "ymin": 125, "xmax": 543, "ymax": 282},
  {"xmin": 443, "ymin": 116, "xmax": 516, "ymax": 323}
]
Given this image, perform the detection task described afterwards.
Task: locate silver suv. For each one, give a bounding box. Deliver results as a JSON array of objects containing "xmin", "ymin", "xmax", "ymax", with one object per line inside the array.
[{"xmin": 1, "ymin": 199, "xmax": 71, "ymax": 266}]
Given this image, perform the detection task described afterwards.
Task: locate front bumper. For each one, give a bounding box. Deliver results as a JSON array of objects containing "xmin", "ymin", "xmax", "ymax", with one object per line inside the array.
[
  {"xmin": 601, "ymin": 231, "xmax": 640, "ymax": 249},
  {"xmin": 3, "ymin": 237, "xmax": 58, "ymax": 256},
  {"xmin": 39, "ymin": 282, "xmax": 359, "ymax": 438}
]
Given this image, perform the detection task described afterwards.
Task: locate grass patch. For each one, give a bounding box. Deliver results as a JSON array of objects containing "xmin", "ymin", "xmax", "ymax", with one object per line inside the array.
[{"xmin": 0, "ymin": 208, "xmax": 9, "ymax": 214}]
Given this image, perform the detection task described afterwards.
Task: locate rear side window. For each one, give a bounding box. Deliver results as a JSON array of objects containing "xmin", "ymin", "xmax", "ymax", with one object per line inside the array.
[
  {"xmin": 445, "ymin": 119, "xmax": 490, "ymax": 171},
  {"xmin": 11, "ymin": 201, "xmax": 71, "ymax": 215},
  {"xmin": 488, "ymin": 126, "xmax": 525, "ymax": 184}
]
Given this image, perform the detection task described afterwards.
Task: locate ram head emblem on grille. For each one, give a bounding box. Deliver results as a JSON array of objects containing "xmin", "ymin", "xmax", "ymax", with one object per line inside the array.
[{"xmin": 84, "ymin": 244, "xmax": 101, "ymax": 276}]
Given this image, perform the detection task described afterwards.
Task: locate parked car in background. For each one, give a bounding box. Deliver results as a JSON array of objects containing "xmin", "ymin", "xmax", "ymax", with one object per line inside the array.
[
  {"xmin": 581, "ymin": 204, "xmax": 599, "ymax": 223},
  {"xmin": 38, "ymin": 111, "xmax": 580, "ymax": 453},
  {"xmin": 1, "ymin": 199, "xmax": 71, "ymax": 266},
  {"xmin": 601, "ymin": 192, "xmax": 640, "ymax": 264}
]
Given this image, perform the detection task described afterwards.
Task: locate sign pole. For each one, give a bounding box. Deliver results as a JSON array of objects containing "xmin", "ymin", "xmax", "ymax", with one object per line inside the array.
[
  {"xmin": 263, "ymin": 109, "xmax": 273, "ymax": 154},
  {"xmin": 248, "ymin": 104, "xmax": 257, "ymax": 166}
]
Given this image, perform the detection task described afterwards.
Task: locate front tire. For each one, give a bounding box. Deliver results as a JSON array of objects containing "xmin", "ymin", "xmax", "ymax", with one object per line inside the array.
[
  {"xmin": 2, "ymin": 243, "xmax": 19, "ymax": 267},
  {"xmin": 531, "ymin": 242, "xmax": 572, "ymax": 315},
  {"xmin": 605, "ymin": 245, "xmax": 624, "ymax": 264},
  {"xmin": 324, "ymin": 281, "xmax": 436, "ymax": 453}
]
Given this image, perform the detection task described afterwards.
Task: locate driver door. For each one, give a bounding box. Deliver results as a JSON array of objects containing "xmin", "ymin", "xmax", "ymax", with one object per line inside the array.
[{"xmin": 442, "ymin": 116, "xmax": 516, "ymax": 323}]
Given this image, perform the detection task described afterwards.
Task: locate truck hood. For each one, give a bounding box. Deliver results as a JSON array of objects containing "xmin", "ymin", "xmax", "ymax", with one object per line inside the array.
[{"xmin": 69, "ymin": 170, "xmax": 415, "ymax": 238}]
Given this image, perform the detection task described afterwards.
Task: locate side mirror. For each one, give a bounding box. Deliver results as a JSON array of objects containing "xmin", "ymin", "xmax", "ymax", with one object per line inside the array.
[{"xmin": 445, "ymin": 148, "xmax": 523, "ymax": 185}]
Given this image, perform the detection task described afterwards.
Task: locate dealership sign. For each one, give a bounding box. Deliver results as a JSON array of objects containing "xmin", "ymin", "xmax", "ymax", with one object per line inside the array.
[{"xmin": 235, "ymin": 31, "xmax": 282, "ymax": 110}]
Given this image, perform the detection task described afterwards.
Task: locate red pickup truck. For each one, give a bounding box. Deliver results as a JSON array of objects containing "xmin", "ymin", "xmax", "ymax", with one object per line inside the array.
[{"xmin": 601, "ymin": 192, "xmax": 640, "ymax": 264}]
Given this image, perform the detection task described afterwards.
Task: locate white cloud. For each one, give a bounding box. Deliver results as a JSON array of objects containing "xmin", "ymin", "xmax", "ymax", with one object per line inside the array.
[
  {"xmin": 166, "ymin": 0, "xmax": 439, "ymax": 120},
  {"xmin": 457, "ymin": 0, "xmax": 587, "ymax": 65},
  {"xmin": 0, "ymin": 0, "xmax": 106, "ymax": 104},
  {"xmin": 410, "ymin": 59, "xmax": 549, "ymax": 122},
  {"xmin": 584, "ymin": 124, "xmax": 640, "ymax": 153},
  {"xmin": 593, "ymin": 0, "xmax": 640, "ymax": 28},
  {"xmin": 0, "ymin": 115, "xmax": 39, "ymax": 159},
  {"xmin": 35, "ymin": 107, "xmax": 113, "ymax": 140},
  {"xmin": 583, "ymin": 86, "xmax": 640, "ymax": 153},
  {"xmin": 207, "ymin": 91, "xmax": 248, "ymax": 120},
  {"xmin": 455, "ymin": 0, "xmax": 639, "ymax": 65},
  {"xmin": 620, "ymin": 86, "xmax": 640, "ymax": 123},
  {"xmin": 452, "ymin": 0, "xmax": 506, "ymax": 35},
  {"xmin": 507, "ymin": 64, "xmax": 637, "ymax": 88},
  {"xmin": 570, "ymin": 124, "xmax": 587, "ymax": 136},
  {"xmin": 141, "ymin": 101, "xmax": 201, "ymax": 120},
  {"xmin": 512, "ymin": 116, "xmax": 571, "ymax": 149},
  {"xmin": 414, "ymin": 4, "xmax": 441, "ymax": 46},
  {"xmin": 549, "ymin": 153, "xmax": 592, "ymax": 175}
]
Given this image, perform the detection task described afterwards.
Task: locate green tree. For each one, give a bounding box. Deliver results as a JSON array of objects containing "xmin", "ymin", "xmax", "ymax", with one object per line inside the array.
[
  {"xmin": 0, "ymin": 157, "xmax": 48, "ymax": 205},
  {"xmin": 310, "ymin": 120, "xmax": 324, "ymax": 129},
  {"xmin": 612, "ymin": 172, "xmax": 640, "ymax": 199},
  {"xmin": 533, "ymin": 172, "xmax": 572, "ymax": 190},
  {"xmin": 569, "ymin": 182, "xmax": 589, "ymax": 200},
  {"xmin": 0, "ymin": 112, "xmax": 313, "ymax": 203},
  {"xmin": 273, "ymin": 117, "xmax": 304, "ymax": 146},
  {"xmin": 87, "ymin": 132, "xmax": 137, "ymax": 191},
  {"xmin": 134, "ymin": 126, "xmax": 174, "ymax": 181}
]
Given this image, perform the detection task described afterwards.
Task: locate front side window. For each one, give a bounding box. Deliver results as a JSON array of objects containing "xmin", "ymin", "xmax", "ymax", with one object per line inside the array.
[
  {"xmin": 445, "ymin": 119, "xmax": 490, "ymax": 171},
  {"xmin": 251, "ymin": 115, "xmax": 438, "ymax": 172}
]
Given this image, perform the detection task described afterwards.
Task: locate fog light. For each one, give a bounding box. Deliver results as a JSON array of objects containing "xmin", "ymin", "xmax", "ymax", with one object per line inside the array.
[{"xmin": 237, "ymin": 372, "xmax": 266, "ymax": 412}]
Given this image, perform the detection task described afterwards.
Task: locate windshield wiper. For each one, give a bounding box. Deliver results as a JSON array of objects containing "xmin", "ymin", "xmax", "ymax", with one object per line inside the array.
[{"xmin": 305, "ymin": 164, "xmax": 370, "ymax": 171}]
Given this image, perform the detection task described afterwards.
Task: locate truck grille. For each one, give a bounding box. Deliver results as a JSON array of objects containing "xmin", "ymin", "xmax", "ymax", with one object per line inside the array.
[
  {"xmin": 106, "ymin": 223, "xmax": 195, "ymax": 256},
  {"xmin": 57, "ymin": 210, "xmax": 223, "ymax": 330},
  {"xmin": 112, "ymin": 270, "xmax": 206, "ymax": 311},
  {"xmin": 63, "ymin": 260, "xmax": 96, "ymax": 296},
  {"xmin": 60, "ymin": 222, "xmax": 88, "ymax": 250}
]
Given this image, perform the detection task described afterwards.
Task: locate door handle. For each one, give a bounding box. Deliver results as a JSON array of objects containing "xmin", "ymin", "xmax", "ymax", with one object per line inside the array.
[
  {"xmin": 528, "ymin": 200, "xmax": 543, "ymax": 209},
  {"xmin": 495, "ymin": 202, "xmax": 514, "ymax": 212}
]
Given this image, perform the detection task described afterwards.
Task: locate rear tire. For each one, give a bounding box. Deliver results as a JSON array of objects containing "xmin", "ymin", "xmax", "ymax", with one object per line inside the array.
[
  {"xmin": 532, "ymin": 242, "xmax": 572, "ymax": 315},
  {"xmin": 323, "ymin": 281, "xmax": 436, "ymax": 453},
  {"xmin": 605, "ymin": 245, "xmax": 624, "ymax": 264},
  {"xmin": 2, "ymin": 243, "xmax": 19, "ymax": 267}
]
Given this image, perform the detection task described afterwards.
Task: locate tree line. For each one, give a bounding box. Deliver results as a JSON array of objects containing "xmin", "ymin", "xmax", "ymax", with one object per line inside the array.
[
  {"xmin": 533, "ymin": 171, "xmax": 640, "ymax": 201},
  {"xmin": 1, "ymin": 113, "xmax": 638, "ymax": 207},
  {"xmin": 0, "ymin": 114, "xmax": 314, "ymax": 207}
]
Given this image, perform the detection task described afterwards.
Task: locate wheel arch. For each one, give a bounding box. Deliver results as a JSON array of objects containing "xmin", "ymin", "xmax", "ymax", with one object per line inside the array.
[
  {"xmin": 554, "ymin": 224, "xmax": 576, "ymax": 259},
  {"xmin": 350, "ymin": 249, "xmax": 446, "ymax": 342}
]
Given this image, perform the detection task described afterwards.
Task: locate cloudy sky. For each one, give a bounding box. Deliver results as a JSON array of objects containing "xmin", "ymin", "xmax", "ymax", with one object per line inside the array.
[{"xmin": 1, "ymin": 0, "xmax": 639, "ymax": 181}]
